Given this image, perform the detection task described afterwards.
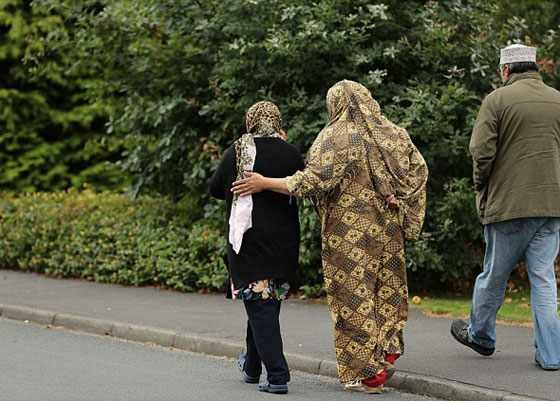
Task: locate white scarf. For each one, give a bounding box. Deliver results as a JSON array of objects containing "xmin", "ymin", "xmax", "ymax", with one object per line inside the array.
[{"xmin": 229, "ymin": 130, "xmax": 282, "ymax": 253}]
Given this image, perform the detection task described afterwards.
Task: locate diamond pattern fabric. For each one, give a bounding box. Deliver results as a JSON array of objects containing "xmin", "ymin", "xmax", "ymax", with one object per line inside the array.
[{"xmin": 286, "ymin": 80, "xmax": 427, "ymax": 382}]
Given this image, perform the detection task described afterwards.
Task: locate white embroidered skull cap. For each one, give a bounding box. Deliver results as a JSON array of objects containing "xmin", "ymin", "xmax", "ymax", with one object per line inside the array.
[{"xmin": 500, "ymin": 44, "xmax": 537, "ymax": 65}]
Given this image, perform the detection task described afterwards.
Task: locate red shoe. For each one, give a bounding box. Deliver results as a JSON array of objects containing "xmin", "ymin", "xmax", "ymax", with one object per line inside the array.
[
  {"xmin": 344, "ymin": 354, "xmax": 401, "ymax": 393},
  {"xmin": 345, "ymin": 370, "xmax": 386, "ymax": 393},
  {"xmin": 363, "ymin": 369, "xmax": 386, "ymax": 386}
]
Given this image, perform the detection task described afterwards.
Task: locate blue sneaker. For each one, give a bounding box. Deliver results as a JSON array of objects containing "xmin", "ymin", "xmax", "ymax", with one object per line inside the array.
[
  {"xmin": 258, "ymin": 380, "xmax": 288, "ymax": 394},
  {"xmin": 237, "ymin": 355, "xmax": 260, "ymax": 383}
]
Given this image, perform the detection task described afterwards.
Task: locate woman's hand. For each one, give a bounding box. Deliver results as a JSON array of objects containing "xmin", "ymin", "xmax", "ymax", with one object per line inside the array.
[
  {"xmin": 232, "ymin": 172, "xmax": 267, "ymax": 196},
  {"xmin": 386, "ymin": 194, "xmax": 399, "ymax": 209}
]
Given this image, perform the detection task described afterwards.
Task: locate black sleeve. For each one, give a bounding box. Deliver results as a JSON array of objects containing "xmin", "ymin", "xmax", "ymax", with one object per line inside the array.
[{"xmin": 209, "ymin": 145, "xmax": 235, "ymax": 200}]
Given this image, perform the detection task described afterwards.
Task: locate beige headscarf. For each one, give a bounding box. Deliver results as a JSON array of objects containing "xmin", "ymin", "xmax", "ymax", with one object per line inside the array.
[{"xmin": 289, "ymin": 80, "xmax": 428, "ymax": 241}]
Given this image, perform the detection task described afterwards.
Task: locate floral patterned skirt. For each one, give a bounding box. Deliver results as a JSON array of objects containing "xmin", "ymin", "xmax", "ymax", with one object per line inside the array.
[{"xmin": 230, "ymin": 278, "xmax": 290, "ymax": 301}]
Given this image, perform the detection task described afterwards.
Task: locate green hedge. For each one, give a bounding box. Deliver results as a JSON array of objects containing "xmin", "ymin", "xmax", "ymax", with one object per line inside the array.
[
  {"xmin": 1, "ymin": 190, "xmax": 555, "ymax": 294},
  {"xmin": 0, "ymin": 190, "xmax": 326, "ymax": 294},
  {"xmin": 0, "ymin": 190, "xmax": 228, "ymax": 292}
]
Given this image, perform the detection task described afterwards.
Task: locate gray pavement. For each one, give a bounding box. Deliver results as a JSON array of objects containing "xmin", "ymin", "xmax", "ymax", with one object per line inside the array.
[
  {"xmin": 0, "ymin": 269, "xmax": 557, "ymax": 400},
  {"xmin": 0, "ymin": 318, "xmax": 441, "ymax": 401}
]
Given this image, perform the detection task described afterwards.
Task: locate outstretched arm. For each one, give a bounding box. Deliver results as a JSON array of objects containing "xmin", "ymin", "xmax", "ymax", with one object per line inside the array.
[
  {"xmin": 231, "ymin": 172, "xmax": 290, "ymax": 196},
  {"xmin": 232, "ymin": 126, "xmax": 356, "ymax": 199}
]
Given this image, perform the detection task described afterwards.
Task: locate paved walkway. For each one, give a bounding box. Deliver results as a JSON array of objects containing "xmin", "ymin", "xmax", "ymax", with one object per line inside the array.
[{"xmin": 0, "ymin": 269, "xmax": 557, "ymax": 400}]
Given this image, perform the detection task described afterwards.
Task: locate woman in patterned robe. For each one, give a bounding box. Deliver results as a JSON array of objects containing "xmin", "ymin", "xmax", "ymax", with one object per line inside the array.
[{"xmin": 232, "ymin": 80, "xmax": 428, "ymax": 393}]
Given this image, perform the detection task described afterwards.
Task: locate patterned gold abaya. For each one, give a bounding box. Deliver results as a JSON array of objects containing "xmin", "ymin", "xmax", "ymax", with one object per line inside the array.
[{"xmin": 286, "ymin": 80, "xmax": 428, "ymax": 382}]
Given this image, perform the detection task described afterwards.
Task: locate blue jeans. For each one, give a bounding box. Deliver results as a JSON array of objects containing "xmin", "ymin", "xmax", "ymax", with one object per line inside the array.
[{"xmin": 468, "ymin": 217, "xmax": 560, "ymax": 369}]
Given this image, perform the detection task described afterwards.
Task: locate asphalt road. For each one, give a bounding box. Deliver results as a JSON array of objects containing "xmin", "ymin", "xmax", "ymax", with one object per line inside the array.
[
  {"xmin": 2, "ymin": 269, "xmax": 556, "ymax": 401},
  {"xmin": 0, "ymin": 318, "xmax": 441, "ymax": 401}
]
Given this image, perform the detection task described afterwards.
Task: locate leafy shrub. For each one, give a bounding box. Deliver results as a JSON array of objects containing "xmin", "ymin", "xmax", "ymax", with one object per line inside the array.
[
  {"xmin": 52, "ymin": 0, "xmax": 558, "ymax": 288},
  {"xmin": 8, "ymin": 0, "xmax": 560, "ymax": 290},
  {"xmin": 0, "ymin": 190, "xmax": 228, "ymax": 292},
  {"xmin": 0, "ymin": 190, "xmax": 331, "ymax": 292}
]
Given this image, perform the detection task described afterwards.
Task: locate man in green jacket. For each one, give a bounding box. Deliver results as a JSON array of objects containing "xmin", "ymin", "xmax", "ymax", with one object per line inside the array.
[{"xmin": 450, "ymin": 44, "xmax": 560, "ymax": 370}]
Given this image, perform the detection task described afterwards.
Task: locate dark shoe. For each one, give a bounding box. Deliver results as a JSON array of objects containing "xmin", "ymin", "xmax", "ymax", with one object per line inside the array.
[
  {"xmin": 258, "ymin": 380, "xmax": 288, "ymax": 394},
  {"xmin": 535, "ymin": 357, "xmax": 560, "ymax": 371},
  {"xmin": 237, "ymin": 355, "xmax": 260, "ymax": 383},
  {"xmin": 450, "ymin": 319, "xmax": 495, "ymax": 356}
]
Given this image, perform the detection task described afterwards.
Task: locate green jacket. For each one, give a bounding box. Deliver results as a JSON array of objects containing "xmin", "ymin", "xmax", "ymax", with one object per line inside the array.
[{"xmin": 470, "ymin": 71, "xmax": 560, "ymax": 224}]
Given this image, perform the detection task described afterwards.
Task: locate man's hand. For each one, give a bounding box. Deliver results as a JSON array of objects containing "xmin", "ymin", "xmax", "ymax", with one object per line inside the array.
[
  {"xmin": 386, "ymin": 194, "xmax": 399, "ymax": 209},
  {"xmin": 232, "ymin": 172, "xmax": 267, "ymax": 196}
]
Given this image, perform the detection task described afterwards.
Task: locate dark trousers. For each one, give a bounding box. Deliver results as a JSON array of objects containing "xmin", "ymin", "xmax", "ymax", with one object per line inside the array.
[{"xmin": 243, "ymin": 299, "xmax": 290, "ymax": 384}]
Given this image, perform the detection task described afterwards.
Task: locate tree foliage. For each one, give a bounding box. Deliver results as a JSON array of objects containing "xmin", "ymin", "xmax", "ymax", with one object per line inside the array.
[
  {"xmin": 7, "ymin": 0, "xmax": 560, "ymax": 289},
  {"xmin": 0, "ymin": 0, "xmax": 125, "ymax": 193}
]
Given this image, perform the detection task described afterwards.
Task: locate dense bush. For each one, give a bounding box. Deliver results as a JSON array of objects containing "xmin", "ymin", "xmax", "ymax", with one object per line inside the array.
[
  {"xmin": 47, "ymin": 0, "xmax": 558, "ymax": 288},
  {"xmin": 4, "ymin": 0, "xmax": 560, "ymax": 291},
  {"xmin": 0, "ymin": 189, "xmax": 329, "ymax": 294},
  {"xmin": 0, "ymin": 190, "xmax": 228, "ymax": 291}
]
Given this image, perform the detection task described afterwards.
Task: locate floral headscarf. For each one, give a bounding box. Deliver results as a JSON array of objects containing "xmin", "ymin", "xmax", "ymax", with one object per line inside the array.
[{"xmin": 228, "ymin": 101, "xmax": 283, "ymax": 253}]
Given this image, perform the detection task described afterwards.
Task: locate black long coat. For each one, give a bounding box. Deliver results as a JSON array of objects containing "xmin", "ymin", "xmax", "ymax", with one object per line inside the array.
[{"xmin": 209, "ymin": 137, "xmax": 305, "ymax": 287}]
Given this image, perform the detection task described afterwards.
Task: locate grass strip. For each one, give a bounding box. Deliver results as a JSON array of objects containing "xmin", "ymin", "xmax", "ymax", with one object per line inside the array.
[{"xmin": 410, "ymin": 292, "xmax": 560, "ymax": 326}]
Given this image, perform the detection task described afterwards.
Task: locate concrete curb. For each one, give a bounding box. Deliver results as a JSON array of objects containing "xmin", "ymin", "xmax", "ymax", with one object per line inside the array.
[{"xmin": 0, "ymin": 304, "xmax": 549, "ymax": 401}]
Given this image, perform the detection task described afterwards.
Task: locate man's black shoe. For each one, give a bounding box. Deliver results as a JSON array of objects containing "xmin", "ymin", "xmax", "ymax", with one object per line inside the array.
[{"xmin": 450, "ymin": 319, "xmax": 495, "ymax": 356}]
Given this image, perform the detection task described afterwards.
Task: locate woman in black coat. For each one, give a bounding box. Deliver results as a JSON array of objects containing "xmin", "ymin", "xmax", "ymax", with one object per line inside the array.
[{"xmin": 209, "ymin": 101, "xmax": 304, "ymax": 394}]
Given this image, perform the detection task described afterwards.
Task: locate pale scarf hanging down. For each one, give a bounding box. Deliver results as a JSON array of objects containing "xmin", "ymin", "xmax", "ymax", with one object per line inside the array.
[{"xmin": 229, "ymin": 101, "xmax": 283, "ymax": 254}]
